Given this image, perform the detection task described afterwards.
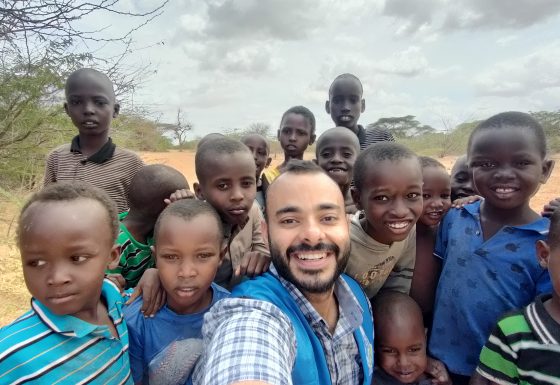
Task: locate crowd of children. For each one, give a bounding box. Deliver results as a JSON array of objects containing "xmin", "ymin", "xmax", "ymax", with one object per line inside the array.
[{"xmin": 1, "ymin": 67, "xmax": 559, "ymax": 385}]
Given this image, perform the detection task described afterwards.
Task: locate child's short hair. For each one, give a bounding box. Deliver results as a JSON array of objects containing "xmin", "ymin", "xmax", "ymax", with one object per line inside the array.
[
  {"xmin": 315, "ymin": 126, "xmax": 360, "ymax": 155},
  {"xmin": 128, "ymin": 165, "xmax": 188, "ymax": 215},
  {"xmin": 195, "ymin": 137, "xmax": 252, "ymax": 182},
  {"xmin": 197, "ymin": 133, "xmax": 225, "ymax": 149},
  {"xmin": 154, "ymin": 199, "xmax": 224, "ymax": 242},
  {"xmin": 241, "ymin": 133, "xmax": 270, "ymax": 153},
  {"xmin": 328, "ymin": 73, "xmax": 363, "ymax": 96},
  {"xmin": 65, "ymin": 68, "xmax": 115, "ymax": 100},
  {"xmin": 280, "ymin": 106, "xmax": 316, "ymax": 136},
  {"xmin": 18, "ymin": 182, "xmax": 119, "ymax": 244},
  {"xmin": 468, "ymin": 111, "xmax": 547, "ymax": 158},
  {"xmin": 419, "ymin": 156, "xmax": 445, "ymax": 170},
  {"xmin": 372, "ymin": 291, "xmax": 424, "ymax": 331},
  {"xmin": 353, "ymin": 142, "xmax": 418, "ymax": 190}
]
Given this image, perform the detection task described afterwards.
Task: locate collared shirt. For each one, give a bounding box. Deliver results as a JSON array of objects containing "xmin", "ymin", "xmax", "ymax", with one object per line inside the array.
[
  {"xmin": 361, "ymin": 125, "xmax": 394, "ymax": 150},
  {"xmin": 43, "ymin": 136, "xmax": 144, "ymax": 213},
  {"xmin": 192, "ymin": 266, "xmax": 366, "ymax": 385},
  {"xmin": 429, "ymin": 201, "xmax": 551, "ymax": 375},
  {"xmin": 0, "ymin": 280, "xmax": 132, "ymax": 385},
  {"xmin": 476, "ymin": 294, "xmax": 560, "ymax": 385}
]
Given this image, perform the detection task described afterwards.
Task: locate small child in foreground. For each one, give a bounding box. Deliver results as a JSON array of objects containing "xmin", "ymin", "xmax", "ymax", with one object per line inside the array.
[
  {"xmin": 474, "ymin": 207, "xmax": 560, "ymax": 385},
  {"xmin": 0, "ymin": 182, "xmax": 132, "ymax": 384},
  {"xmin": 373, "ymin": 291, "xmax": 450, "ymax": 385},
  {"xmin": 316, "ymin": 126, "xmax": 360, "ymax": 214},
  {"xmin": 125, "ymin": 199, "xmax": 229, "ymax": 385},
  {"xmin": 410, "ymin": 157, "xmax": 451, "ymax": 324},
  {"xmin": 241, "ymin": 133, "xmax": 271, "ymax": 210},
  {"xmin": 347, "ymin": 142, "xmax": 423, "ymax": 298}
]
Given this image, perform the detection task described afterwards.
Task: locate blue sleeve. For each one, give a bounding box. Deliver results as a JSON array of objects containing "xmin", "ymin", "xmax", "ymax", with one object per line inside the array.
[
  {"xmin": 124, "ymin": 298, "xmax": 146, "ymax": 383},
  {"xmin": 434, "ymin": 209, "xmax": 454, "ymax": 260}
]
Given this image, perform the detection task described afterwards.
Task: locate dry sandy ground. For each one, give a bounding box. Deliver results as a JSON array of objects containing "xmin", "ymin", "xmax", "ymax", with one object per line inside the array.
[{"xmin": 1, "ymin": 151, "xmax": 558, "ymax": 326}]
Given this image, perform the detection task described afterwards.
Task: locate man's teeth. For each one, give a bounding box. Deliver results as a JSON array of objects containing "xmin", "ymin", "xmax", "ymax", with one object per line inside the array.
[
  {"xmin": 296, "ymin": 252, "xmax": 326, "ymax": 260},
  {"xmin": 387, "ymin": 222, "xmax": 409, "ymax": 229}
]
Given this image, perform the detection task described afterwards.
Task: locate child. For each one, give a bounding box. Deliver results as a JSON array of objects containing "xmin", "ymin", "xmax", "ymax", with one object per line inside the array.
[
  {"xmin": 106, "ymin": 164, "xmax": 189, "ymax": 289},
  {"xmin": 450, "ymin": 154, "xmax": 476, "ymax": 201},
  {"xmin": 475, "ymin": 208, "xmax": 560, "ymax": 385},
  {"xmin": 428, "ymin": 111, "xmax": 554, "ymax": 384},
  {"xmin": 44, "ymin": 68, "xmax": 144, "ymax": 213},
  {"xmin": 195, "ymin": 136, "xmax": 270, "ymax": 289},
  {"xmin": 326, "ymin": 73, "xmax": 393, "ymax": 150},
  {"xmin": 262, "ymin": 106, "xmax": 316, "ymax": 189},
  {"xmin": 241, "ymin": 133, "xmax": 272, "ymax": 209},
  {"xmin": 125, "ymin": 199, "xmax": 230, "ymax": 384},
  {"xmin": 315, "ymin": 126, "xmax": 360, "ymax": 214},
  {"xmin": 0, "ymin": 182, "xmax": 132, "ymax": 384},
  {"xmin": 410, "ymin": 157, "xmax": 451, "ymax": 324},
  {"xmin": 347, "ymin": 142, "xmax": 423, "ymax": 299},
  {"xmin": 373, "ymin": 291, "xmax": 450, "ymax": 385}
]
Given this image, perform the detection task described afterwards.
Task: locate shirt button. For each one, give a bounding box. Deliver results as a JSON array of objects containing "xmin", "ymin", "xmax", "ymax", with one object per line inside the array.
[{"xmin": 475, "ymin": 231, "xmax": 480, "ymax": 235}]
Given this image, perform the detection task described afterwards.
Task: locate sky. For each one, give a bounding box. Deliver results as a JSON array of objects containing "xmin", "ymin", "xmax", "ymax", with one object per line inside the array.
[{"xmin": 83, "ymin": 0, "xmax": 560, "ymax": 138}]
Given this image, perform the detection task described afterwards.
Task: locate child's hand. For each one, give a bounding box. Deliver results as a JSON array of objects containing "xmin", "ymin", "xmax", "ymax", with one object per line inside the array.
[
  {"xmin": 426, "ymin": 357, "xmax": 450, "ymax": 385},
  {"xmin": 541, "ymin": 197, "xmax": 560, "ymax": 218},
  {"xmin": 126, "ymin": 268, "xmax": 166, "ymax": 317},
  {"xmin": 105, "ymin": 273, "xmax": 126, "ymax": 292},
  {"xmin": 451, "ymin": 195, "xmax": 482, "ymax": 209},
  {"xmin": 164, "ymin": 189, "xmax": 195, "ymax": 205},
  {"xmin": 235, "ymin": 251, "xmax": 271, "ymax": 278}
]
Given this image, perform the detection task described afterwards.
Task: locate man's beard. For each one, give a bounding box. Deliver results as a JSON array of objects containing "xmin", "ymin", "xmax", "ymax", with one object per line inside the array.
[{"xmin": 271, "ymin": 241, "xmax": 350, "ymax": 294}]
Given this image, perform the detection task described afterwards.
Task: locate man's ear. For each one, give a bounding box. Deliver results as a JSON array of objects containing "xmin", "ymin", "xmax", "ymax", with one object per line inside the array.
[
  {"xmin": 541, "ymin": 159, "xmax": 555, "ymax": 184},
  {"xmin": 113, "ymin": 102, "xmax": 120, "ymax": 118},
  {"xmin": 361, "ymin": 99, "xmax": 365, "ymax": 113},
  {"xmin": 350, "ymin": 187, "xmax": 362, "ymax": 210},
  {"xmin": 536, "ymin": 240, "xmax": 550, "ymax": 269},
  {"xmin": 325, "ymin": 100, "xmax": 331, "ymax": 114},
  {"xmin": 107, "ymin": 244, "xmax": 120, "ymax": 270},
  {"xmin": 194, "ymin": 182, "xmax": 204, "ymax": 200}
]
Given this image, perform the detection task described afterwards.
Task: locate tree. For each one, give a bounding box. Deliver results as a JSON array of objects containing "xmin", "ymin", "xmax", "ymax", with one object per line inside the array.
[
  {"xmin": 368, "ymin": 115, "xmax": 435, "ymax": 138},
  {"xmin": 158, "ymin": 108, "xmax": 194, "ymax": 148},
  {"xmin": 246, "ymin": 122, "xmax": 272, "ymax": 138}
]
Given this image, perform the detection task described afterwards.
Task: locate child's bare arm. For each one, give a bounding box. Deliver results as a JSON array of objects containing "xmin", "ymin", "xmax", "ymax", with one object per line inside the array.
[
  {"xmin": 126, "ymin": 268, "xmax": 165, "ymax": 317},
  {"xmin": 451, "ymin": 194, "xmax": 482, "ymax": 208},
  {"xmin": 426, "ymin": 357, "xmax": 450, "ymax": 385},
  {"xmin": 164, "ymin": 188, "xmax": 195, "ymax": 205},
  {"xmin": 105, "ymin": 273, "xmax": 126, "ymax": 292},
  {"xmin": 236, "ymin": 251, "xmax": 271, "ymax": 277}
]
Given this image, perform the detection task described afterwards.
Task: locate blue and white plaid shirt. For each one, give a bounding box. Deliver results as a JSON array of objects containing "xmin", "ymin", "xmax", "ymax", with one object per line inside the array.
[{"xmin": 192, "ymin": 265, "xmax": 368, "ymax": 385}]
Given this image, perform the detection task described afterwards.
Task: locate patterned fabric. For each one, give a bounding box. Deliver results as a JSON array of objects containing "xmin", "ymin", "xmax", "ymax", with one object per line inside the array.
[
  {"xmin": 361, "ymin": 125, "xmax": 395, "ymax": 150},
  {"xmin": 192, "ymin": 266, "xmax": 367, "ymax": 385},
  {"xmin": 429, "ymin": 201, "xmax": 551, "ymax": 375},
  {"xmin": 0, "ymin": 280, "xmax": 132, "ymax": 385},
  {"xmin": 476, "ymin": 294, "xmax": 560, "ymax": 385},
  {"xmin": 347, "ymin": 212, "xmax": 416, "ymax": 298},
  {"xmin": 43, "ymin": 136, "xmax": 144, "ymax": 213},
  {"xmin": 107, "ymin": 212, "xmax": 155, "ymax": 288},
  {"xmin": 262, "ymin": 165, "xmax": 282, "ymax": 185}
]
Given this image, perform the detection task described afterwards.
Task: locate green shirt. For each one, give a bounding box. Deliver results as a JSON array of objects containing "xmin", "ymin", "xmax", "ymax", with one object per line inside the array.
[{"xmin": 107, "ymin": 212, "xmax": 154, "ymax": 288}]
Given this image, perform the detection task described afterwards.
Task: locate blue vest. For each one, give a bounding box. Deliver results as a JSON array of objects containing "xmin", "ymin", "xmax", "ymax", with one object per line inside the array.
[{"xmin": 232, "ymin": 272, "xmax": 374, "ymax": 385}]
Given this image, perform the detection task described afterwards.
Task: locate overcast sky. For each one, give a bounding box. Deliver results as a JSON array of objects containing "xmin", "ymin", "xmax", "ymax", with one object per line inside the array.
[{"xmin": 87, "ymin": 0, "xmax": 560, "ymax": 138}]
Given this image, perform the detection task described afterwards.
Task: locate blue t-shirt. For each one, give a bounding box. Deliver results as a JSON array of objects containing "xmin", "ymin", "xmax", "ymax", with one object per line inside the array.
[
  {"xmin": 428, "ymin": 201, "xmax": 551, "ymax": 375},
  {"xmin": 124, "ymin": 283, "xmax": 230, "ymax": 383}
]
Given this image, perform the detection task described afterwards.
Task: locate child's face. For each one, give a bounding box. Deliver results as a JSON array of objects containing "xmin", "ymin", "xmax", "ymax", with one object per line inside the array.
[
  {"xmin": 469, "ymin": 127, "xmax": 552, "ymax": 211},
  {"xmin": 64, "ymin": 74, "xmax": 119, "ymax": 137},
  {"xmin": 277, "ymin": 113, "xmax": 314, "ymax": 158},
  {"xmin": 155, "ymin": 214, "xmax": 223, "ymax": 315},
  {"xmin": 196, "ymin": 151, "xmax": 257, "ymax": 226},
  {"xmin": 316, "ymin": 133, "xmax": 358, "ymax": 189},
  {"xmin": 242, "ymin": 136, "xmax": 271, "ymax": 179},
  {"xmin": 420, "ymin": 166, "xmax": 451, "ymax": 227},
  {"xmin": 19, "ymin": 199, "xmax": 118, "ymax": 321},
  {"xmin": 352, "ymin": 158, "xmax": 423, "ymax": 245},
  {"xmin": 450, "ymin": 156, "xmax": 475, "ymax": 201},
  {"xmin": 377, "ymin": 317, "xmax": 427, "ymax": 384},
  {"xmin": 326, "ymin": 78, "xmax": 364, "ymax": 129}
]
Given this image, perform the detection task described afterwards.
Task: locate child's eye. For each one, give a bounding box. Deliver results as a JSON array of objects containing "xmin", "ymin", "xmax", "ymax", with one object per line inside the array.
[
  {"xmin": 343, "ymin": 152, "xmax": 353, "ymax": 158},
  {"xmin": 517, "ymin": 160, "xmax": 531, "ymax": 167},
  {"xmin": 71, "ymin": 255, "xmax": 87, "ymax": 263},
  {"xmin": 94, "ymin": 100, "xmax": 108, "ymax": 106},
  {"xmin": 380, "ymin": 347, "xmax": 397, "ymax": 355},
  {"xmin": 441, "ymin": 193, "xmax": 451, "ymax": 200},
  {"xmin": 198, "ymin": 253, "xmax": 214, "ymax": 259},
  {"xmin": 423, "ymin": 193, "xmax": 431, "ymax": 199},
  {"xmin": 408, "ymin": 192, "xmax": 421, "ymax": 199},
  {"xmin": 28, "ymin": 260, "xmax": 46, "ymax": 268},
  {"xmin": 241, "ymin": 180, "xmax": 255, "ymax": 188},
  {"xmin": 408, "ymin": 346, "xmax": 422, "ymax": 353},
  {"xmin": 69, "ymin": 100, "xmax": 81, "ymax": 106},
  {"xmin": 373, "ymin": 195, "xmax": 389, "ymax": 201},
  {"xmin": 162, "ymin": 254, "xmax": 179, "ymax": 260},
  {"xmin": 217, "ymin": 183, "xmax": 229, "ymax": 191},
  {"xmin": 320, "ymin": 152, "xmax": 332, "ymax": 158}
]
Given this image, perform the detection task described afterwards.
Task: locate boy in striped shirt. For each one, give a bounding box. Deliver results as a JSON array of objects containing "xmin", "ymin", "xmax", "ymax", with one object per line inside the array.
[
  {"xmin": 474, "ymin": 208, "xmax": 560, "ymax": 385},
  {"xmin": 0, "ymin": 182, "xmax": 132, "ymax": 385}
]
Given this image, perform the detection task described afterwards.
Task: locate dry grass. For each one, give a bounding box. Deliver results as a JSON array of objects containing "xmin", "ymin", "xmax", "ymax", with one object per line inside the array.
[{"xmin": 1, "ymin": 151, "xmax": 559, "ymax": 326}]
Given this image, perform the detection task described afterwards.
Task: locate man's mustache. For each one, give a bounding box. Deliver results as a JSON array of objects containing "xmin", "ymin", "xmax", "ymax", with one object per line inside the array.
[{"xmin": 286, "ymin": 242, "xmax": 339, "ymax": 256}]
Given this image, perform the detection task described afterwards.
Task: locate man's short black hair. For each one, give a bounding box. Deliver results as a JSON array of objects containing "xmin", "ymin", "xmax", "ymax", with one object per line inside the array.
[
  {"xmin": 154, "ymin": 199, "xmax": 224, "ymax": 242},
  {"xmin": 353, "ymin": 142, "xmax": 418, "ymax": 190},
  {"xmin": 129, "ymin": 164, "xmax": 188, "ymax": 217},
  {"xmin": 280, "ymin": 106, "xmax": 316, "ymax": 136},
  {"xmin": 328, "ymin": 73, "xmax": 363, "ymax": 96},
  {"xmin": 283, "ymin": 159, "xmax": 325, "ymax": 175},
  {"xmin": 468, "ymin": 111, "xmax": 547, "ymax": 158},
  {"xmin": 419, "ymin": 156, "xmax": 445, "ymax": 170},
  {"xmin": 17, "ymin": 182, "xmax": 119, "ymax": 244},
  {"xmin": 195, "ymin": 136, "xmax": 253, "ymax": 182}
]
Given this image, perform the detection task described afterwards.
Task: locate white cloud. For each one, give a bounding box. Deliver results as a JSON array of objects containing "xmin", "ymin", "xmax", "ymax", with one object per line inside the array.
[{"xmin": 376, "ymin": 46, "xmax": 429, "ymax": 77}]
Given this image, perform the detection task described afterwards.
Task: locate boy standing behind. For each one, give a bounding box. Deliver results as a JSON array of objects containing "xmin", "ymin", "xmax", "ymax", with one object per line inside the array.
[
  {"xmin": 429, "ymin": 112, "xmax": 553, "ymax": 384},
  {"xmin": 44, "ymin": 68, "xmax": 144, "ymax": 213},
  {"xmin": 241, "ymin": 133, "xmax": 271, "ymax": 209},
  {"xmin": 0, "ymin": 182, "xmax": 132, "ymax": 384}
]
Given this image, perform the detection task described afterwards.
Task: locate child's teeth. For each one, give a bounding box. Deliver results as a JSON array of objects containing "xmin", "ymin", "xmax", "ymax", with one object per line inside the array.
[{"xmin": 388, "ymin": 222, "xmax": 408, "ymax": 229}]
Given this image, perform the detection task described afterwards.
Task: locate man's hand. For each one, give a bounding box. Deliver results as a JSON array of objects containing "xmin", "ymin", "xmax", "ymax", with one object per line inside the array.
[
  {"xmin": 235, "ymin": 252, "xmax": 271, "ymax": 278},
  {"xmin": 126, "ymin": 268, "xmax": 165, "ymax": 317}
]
